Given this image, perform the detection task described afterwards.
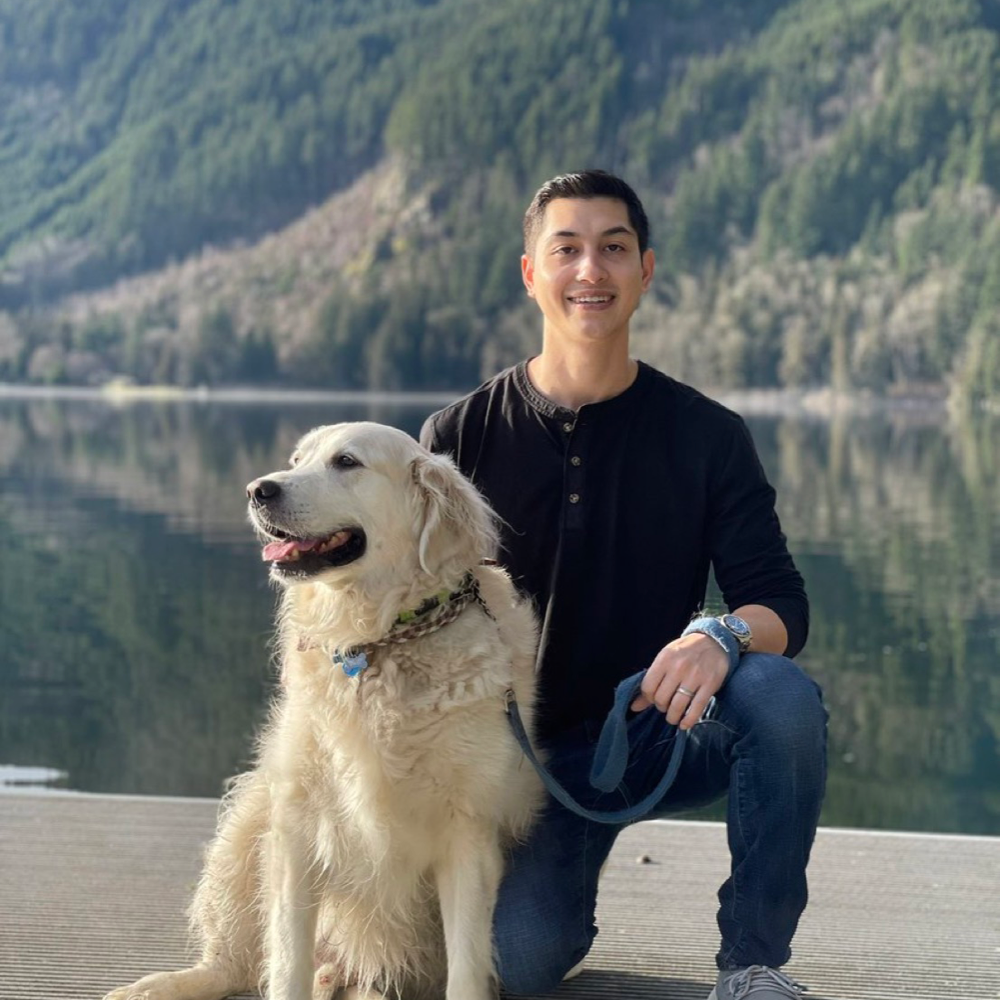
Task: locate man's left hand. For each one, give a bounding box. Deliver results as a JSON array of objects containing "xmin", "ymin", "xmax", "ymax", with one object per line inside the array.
[{"xmin": 630, "ymin": 633, "xmax": 729, "ymax": 730}]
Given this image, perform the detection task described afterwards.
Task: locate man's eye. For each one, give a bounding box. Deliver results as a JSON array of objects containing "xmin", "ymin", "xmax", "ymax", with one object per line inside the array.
[
  {"xmin": 553, "ymin": 245, "xmax": 576, "ymax": 255},
  {"xmin": 333, "ymin": 453, "xmax": 360, "ymax": 468},
  {"xmin": 606, "ymin": 243, "xmax": 625, "ymax": 252}
]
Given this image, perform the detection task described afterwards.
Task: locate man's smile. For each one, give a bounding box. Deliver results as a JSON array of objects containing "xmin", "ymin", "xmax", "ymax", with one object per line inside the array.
[{"xmin": 567, "ymin": 291, "xmax": 616, "ymax": 308}]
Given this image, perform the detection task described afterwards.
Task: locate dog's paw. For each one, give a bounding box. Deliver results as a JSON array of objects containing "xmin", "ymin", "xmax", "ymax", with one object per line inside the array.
[
  {"xmin": 101, "ymin": 971, "xmax": 188, "ymax": 1000},
  {"xmin": 312, "ymin": 963, "xmax": 340, "ymax": 999}
]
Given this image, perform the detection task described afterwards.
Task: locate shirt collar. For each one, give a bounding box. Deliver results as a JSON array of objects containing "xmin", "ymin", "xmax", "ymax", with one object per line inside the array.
[{"xmin": 513, "ymin": 358, "xmax": 652, "ymax": 419}]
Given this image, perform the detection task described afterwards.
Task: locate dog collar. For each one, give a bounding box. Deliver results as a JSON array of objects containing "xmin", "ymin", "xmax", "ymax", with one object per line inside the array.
[{"xmin": 331, "ymin": 572, "xmax": 491, "ymax": 677}]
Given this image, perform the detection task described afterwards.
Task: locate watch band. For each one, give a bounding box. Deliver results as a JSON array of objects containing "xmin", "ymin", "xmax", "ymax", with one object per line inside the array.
[{"xmin": 681, "ymin": 616, "xmax": 741, "ymax": 683}]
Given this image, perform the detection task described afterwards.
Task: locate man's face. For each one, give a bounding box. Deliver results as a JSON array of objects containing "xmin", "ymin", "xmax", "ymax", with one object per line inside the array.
[{"xmin": 521, "ymin": 197, "xmax": 654, "ymax": 350}]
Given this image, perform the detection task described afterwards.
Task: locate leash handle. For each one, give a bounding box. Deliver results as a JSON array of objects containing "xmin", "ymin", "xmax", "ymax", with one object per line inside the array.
[
  {"xmin": 505, "ymin": 670, "xmax": 687, "ymax": 826},
  {"xmin": 589, "ymin": 671, "xmax": 645, "ymax": 791}
]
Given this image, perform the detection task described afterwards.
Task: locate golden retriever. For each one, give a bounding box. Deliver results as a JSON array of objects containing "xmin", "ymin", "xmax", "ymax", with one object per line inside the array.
[{"xmin": 104, "ymin": 422, "xmax": 542, "ymax": 1000}]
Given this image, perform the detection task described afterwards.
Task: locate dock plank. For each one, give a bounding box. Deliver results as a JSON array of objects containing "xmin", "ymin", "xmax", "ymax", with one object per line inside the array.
[{"xmin": 1, "ymin": 794, "xmax": 997, "ymax": 999}]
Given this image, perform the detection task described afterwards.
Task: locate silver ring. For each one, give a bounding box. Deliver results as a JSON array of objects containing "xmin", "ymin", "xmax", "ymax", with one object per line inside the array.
[{"xmin": 677, "ymin": 685, "xmax": 696, "ymax": 698}]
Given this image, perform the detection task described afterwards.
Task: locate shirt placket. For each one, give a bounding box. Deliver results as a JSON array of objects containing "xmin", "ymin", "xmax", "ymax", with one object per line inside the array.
[{"xmin": 561, "ymin": 416, "xmax": 586, "ymax": 531}]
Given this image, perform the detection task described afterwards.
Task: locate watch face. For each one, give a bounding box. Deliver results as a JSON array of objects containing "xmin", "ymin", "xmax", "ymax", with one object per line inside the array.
[{"xmin": 721, "ymin": 614, "xmax": 752, "ymax": 639}]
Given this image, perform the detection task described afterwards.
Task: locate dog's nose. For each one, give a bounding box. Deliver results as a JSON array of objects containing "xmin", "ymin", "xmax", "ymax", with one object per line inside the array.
[{"xmin": 247, "ymin": 478, "xmax": 281, "ymax": 502}]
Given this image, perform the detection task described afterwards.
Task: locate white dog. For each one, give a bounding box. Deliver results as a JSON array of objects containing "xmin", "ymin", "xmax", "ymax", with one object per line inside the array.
[{"xmin": 104, "ymin": 422, "xmax": 542, "ymax": 1000}]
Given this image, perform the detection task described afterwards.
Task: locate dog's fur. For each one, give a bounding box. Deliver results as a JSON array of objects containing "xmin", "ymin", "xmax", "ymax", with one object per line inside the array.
[{"xmin": 104, "ymin": 422, "xmax": 542, "ymax": 1000}]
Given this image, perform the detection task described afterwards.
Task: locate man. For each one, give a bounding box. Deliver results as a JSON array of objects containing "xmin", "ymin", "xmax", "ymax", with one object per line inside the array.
[{"xmin": 420, "ymin": 170, "xmax": 826, "ymax": 1000}]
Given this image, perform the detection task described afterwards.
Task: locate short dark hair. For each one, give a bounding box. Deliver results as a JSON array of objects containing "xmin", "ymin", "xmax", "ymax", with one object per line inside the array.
[{"xmin": 522, "ymin": 169, "xmax": 651, "ymax": 256}]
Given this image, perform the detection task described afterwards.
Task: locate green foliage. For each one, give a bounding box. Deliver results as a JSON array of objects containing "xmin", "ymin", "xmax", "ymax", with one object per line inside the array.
[
  {"xmin": 299, "ymin": 279, "xmax": 484, "ymax": 391},
  {"xmin": 386, "ymin": 0, "xmax": 624, "ymax": 183},
  {"xmin": 237, "ymin": 327, "xmax": 279, "ymax": 383},
  {"xmin": 954, "ymin": 313, "xmax": 1000, "ymax": 408},
  {"xmin": 0, "ymin": 0, "xmax": 468, "ymax": 290},
  {"xmin": 4, "ymin": 0, "xmax": 1000, "ymax": 400}
]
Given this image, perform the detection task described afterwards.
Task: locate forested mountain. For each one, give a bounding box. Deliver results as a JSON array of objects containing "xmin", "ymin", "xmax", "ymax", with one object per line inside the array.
[{"xmin": 2, "ymin": 0, "xmax": 1000, "ymax": 404}]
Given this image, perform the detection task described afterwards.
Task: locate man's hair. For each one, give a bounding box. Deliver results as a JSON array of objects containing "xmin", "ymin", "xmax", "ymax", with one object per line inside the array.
[{"xmin": 522, "ymin": 169, "xmax": 651, "ymax": 256}]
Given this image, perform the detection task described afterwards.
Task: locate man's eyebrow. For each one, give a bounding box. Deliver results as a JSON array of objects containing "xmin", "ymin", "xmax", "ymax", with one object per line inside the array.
[{"xmin": 545, "ymin": 226, "xmax": 636, "ymax": 242}]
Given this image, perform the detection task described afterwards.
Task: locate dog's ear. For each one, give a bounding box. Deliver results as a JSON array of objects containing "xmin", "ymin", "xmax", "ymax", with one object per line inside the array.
[{"xmin": 411, "ymin": 452, "xmax": 498, "ymax": 576}]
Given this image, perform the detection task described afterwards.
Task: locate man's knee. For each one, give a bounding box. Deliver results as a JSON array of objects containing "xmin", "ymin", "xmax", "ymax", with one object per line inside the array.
[{"xmin": 724, "ymin": 653, "xmax": 827, "ymax": 749}]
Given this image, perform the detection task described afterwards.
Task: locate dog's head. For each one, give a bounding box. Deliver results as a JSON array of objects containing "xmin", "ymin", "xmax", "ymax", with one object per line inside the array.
[{"xmin": 246, "ymin": 422, "xmax": 497, "ymax": 587}]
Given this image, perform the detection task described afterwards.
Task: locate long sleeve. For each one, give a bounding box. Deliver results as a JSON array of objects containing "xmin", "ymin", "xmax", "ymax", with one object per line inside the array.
[{"xmin": 706, "ymin": 417, "xmax": 809, "ymax": 656}]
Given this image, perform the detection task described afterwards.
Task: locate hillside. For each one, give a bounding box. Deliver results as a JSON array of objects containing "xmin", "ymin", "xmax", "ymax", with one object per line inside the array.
[{"xmin": 2, "ymin": 0, "xmax": 1000, "ymax": 404}]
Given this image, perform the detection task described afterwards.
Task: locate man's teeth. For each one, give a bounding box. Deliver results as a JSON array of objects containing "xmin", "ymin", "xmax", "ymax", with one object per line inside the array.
[{"xmin": 572, "ymin": 295, "xmax": 612, "ymax": 303}]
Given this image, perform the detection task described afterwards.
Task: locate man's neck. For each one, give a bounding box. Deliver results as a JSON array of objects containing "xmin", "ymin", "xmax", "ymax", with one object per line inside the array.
[{"xmin": 527, "ymin": 348, "xmax": 638, "ymax": 412}]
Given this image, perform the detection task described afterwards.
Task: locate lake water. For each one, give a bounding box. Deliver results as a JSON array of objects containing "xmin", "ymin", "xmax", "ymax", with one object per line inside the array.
[{"xmin": 0, "ymin": 391, "xmax": 997, "ymax": 836}]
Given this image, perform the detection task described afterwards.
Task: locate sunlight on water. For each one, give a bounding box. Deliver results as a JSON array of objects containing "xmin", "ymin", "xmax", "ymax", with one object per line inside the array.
[{"xmin": 0, "ymin": 763, "xmax": 71, "ymax": 794}]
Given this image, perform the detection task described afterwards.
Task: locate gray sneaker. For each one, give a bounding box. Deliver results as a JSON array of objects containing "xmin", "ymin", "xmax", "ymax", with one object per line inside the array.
[{"xmin": 708, "ymin": 965, "xmax": 806, "ymax": 999}]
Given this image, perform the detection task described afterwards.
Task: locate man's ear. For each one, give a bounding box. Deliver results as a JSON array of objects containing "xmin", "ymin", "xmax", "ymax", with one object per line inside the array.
[
  {"xmin": 410, "ymin": 453, "xmax": 498, "ymax": 576},
  {"xmin": 641, "ymin": 248, "xmax": 655, "ymax": 293},
  {"xmin": 521, "ymin": 253, "xmax": 536, "ymax": 298}
]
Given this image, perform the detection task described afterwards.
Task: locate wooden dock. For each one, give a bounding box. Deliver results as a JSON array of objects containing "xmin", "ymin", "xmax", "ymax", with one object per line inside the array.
[{"xmin": 1, "ymin": 793, "xmax": 997, "ymax": 999}]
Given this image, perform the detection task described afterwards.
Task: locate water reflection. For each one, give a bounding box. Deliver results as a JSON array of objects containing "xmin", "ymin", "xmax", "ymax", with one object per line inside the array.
[
  {"xmin": 768, "ymin": 413, "xmax": 1000, "ymax": 835},
  {"xmin": 0, "ymin": 395, "xmax": 996, "ymax": 833}
]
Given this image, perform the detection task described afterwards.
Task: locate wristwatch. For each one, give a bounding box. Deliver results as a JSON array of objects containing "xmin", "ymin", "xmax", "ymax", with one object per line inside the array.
[{"xmin": 719, "ymin": 614, "xmax": 753, "ymax": 654}]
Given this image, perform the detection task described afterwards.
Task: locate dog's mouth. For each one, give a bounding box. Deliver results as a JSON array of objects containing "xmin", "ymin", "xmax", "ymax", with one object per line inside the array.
[{"xmin": 259, "ymin": 526, "xmax": 367, "ymax": 578}]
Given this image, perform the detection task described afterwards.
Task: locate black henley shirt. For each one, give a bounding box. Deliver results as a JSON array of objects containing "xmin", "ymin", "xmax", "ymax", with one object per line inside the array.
[{"xmin": 420, "ymin": 360, "xmax": 808, "ymax": 741}]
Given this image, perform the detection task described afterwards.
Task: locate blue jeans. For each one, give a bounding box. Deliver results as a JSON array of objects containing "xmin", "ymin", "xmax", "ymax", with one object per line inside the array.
[{"xmin": 495, "ymin": 653, "xmax": 828, "ymax": 994}]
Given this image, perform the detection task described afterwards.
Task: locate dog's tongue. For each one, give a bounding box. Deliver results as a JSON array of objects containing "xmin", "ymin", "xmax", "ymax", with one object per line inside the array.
[{"xmin": 262, "ymin": 538, "xmax": 320, "ymax": 562}]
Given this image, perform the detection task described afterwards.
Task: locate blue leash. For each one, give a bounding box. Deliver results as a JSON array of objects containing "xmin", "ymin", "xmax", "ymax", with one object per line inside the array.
[{"xmin": 505, "ymin": 670, "xmax": 688, "ymax": 825}]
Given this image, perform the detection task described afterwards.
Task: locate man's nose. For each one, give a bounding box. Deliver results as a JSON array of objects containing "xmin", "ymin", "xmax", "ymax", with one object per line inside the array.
[{"xmin": 575, "ymin": 250, "xmax": 608, "ymax": 282}]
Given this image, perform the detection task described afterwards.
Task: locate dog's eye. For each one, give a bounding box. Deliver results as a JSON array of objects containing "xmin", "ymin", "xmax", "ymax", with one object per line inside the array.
[{"xmin": 332, "ymin": 453, "xmax": 361, "ymax": 469}]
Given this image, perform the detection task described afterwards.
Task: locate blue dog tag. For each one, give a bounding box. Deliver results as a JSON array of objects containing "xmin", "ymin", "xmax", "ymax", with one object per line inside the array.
[{"xmin": 336, "ymin": 650, "xmax": 368, "ymax": 677}]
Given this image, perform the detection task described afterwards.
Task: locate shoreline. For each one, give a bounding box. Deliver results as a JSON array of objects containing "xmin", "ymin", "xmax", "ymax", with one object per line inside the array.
[
  {"xmin": 0, "ymin": 381, "xmax": 978, "ymax": 419},
  {"xmin": 718, "ymin": 386, "xmax": 951, "ymax": 418},
  {"xmin": 0, "ymin": 381, "xmax": 461, "ymax": 407}
]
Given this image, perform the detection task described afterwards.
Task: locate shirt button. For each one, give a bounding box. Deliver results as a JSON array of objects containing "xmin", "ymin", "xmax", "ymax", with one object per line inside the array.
[
  {"xmin": 570, "ymin": 455, "xmax": 582, "ymax": 466},
  {"xmin": 568, "ymin": 493, "xmax": 580, "ymax": 504},
  {"xmin": 562, "ymin": 421, "xmax": 574, "ymax": 433}
]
